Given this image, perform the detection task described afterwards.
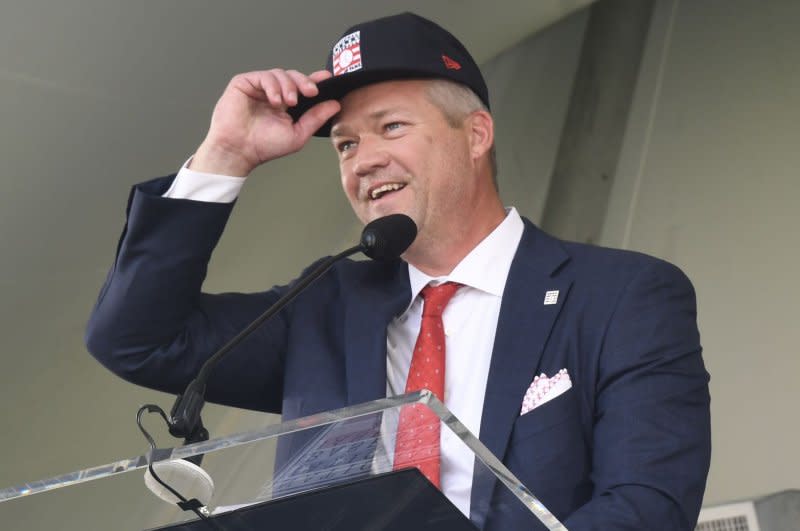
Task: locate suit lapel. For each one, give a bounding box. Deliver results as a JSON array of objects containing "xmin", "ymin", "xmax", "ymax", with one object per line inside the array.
[
  {"xmin": 470, "ymin": 221, "xmax": 573, "ymax": 527},
  {"xmin": 344, "ymin": 260, "xmax": 411, "ymax": 406}
]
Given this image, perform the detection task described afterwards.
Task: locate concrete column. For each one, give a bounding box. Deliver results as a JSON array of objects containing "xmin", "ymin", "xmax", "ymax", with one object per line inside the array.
[{"xmin": 540, "ymin": 0, "xmax": 654, "ymax": 243}]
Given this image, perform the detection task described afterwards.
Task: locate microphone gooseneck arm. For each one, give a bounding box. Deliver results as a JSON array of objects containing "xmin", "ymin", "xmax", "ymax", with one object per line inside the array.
[
  {"xmin": 168, "ymin": 244, "xmax": 363, "ymax": 438},
  {"xmin": 168, "ymin": 212, "xmax": 417, "ymax": 440},
  {"xmin": 139, "ymin": 210, "xmax": 416, "ymax": 521}
]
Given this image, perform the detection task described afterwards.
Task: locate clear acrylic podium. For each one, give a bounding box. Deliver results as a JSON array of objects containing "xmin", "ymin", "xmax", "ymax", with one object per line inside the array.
[{"xmin": 0, "ymin": 391, "xmax": 567, "ymax": 530}]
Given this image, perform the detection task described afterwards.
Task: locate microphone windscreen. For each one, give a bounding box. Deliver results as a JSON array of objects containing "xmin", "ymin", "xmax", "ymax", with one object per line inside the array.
[{"xmin": 360, "ymin": 214, "xmax": 417, "ymax": 261}]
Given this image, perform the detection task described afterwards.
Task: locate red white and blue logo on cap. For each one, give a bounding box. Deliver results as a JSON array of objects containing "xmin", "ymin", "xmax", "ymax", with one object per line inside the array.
[{"xmin": 332, "ymin": 30, "xmax": 362, "ymax": 76}]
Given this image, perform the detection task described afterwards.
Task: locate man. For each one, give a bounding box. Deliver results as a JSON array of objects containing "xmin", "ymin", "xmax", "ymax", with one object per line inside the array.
[{"xmin": 86, "ymin": 12, "xmax": 711, "ymax": 530}]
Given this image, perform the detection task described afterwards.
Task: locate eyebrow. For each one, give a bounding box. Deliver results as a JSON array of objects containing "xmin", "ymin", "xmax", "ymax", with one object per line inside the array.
[{"xmin": 330, "ymin": 108, "xmax": 403, "ymax": 138}]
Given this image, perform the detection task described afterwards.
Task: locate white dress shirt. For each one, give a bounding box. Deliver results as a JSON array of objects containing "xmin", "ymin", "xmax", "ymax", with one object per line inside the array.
[
  {"xmin": 386, "ymin": 209, "xmax": 523, "ymax": 516},
  {"xmin": 164, "ymin": 159, "xmax": 245, "ymax": 202},
  {"xmin": 165, "ymin": 164, "xmax": 524, "ymax": 516}
]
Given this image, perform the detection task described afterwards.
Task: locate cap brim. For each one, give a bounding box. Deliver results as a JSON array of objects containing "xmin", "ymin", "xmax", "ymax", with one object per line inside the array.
[{"xmin": 288, "ymin": 69, "xmax": 446, "ymax": 137}]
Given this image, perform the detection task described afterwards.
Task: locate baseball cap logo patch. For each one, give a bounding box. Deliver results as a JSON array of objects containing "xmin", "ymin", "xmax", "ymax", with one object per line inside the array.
[{"xmin": 332, "ymin": 30, "xmax": 362, "ymax": 76}]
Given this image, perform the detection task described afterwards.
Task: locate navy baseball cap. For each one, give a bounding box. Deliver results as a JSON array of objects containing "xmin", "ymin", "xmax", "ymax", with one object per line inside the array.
[{"xmin": 288, "ymin": 12, "xmax": 489, "ymax": 137}]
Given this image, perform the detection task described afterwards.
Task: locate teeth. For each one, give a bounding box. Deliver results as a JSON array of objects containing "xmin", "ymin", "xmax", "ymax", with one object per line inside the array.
[{"xmin": 370, "ymin": 183, "xmax": 405, "ymax": 200}]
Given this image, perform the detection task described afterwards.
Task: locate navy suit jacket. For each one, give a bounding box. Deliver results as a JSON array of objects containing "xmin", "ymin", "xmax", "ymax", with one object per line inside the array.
[{"xmin": 86, "ymin": 176, "xmax": 711, "ymax": 530}]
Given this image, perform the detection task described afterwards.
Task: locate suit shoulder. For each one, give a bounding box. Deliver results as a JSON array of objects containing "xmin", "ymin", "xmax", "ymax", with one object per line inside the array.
[
  {"xmin": 563, "ymin": 243, "xmax": 696, "ymax": 305},
  {"xmin": 522, "ymin": 220, "xmax": 693, "ymax": 289},
  {"xmin": 563, "ymin": 239, "xmax": 679, "ymax": 272}
]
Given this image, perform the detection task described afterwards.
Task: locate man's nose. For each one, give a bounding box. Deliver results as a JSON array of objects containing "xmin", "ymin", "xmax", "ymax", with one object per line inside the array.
[{"xmin": 353, "ymin": 137, "xmax": 391, "ymax": 176}]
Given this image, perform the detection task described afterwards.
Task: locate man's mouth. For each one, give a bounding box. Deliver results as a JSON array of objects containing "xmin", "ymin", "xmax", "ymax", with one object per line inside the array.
[{"xmin": 369, "ymin": 183, "xmax": 406, "ymax": 200}]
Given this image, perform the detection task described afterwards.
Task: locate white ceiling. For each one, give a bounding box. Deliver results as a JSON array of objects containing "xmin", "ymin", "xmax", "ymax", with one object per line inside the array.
[{"xmin": 1, "ymin": 0, "xmax": 592, "ymax": 107}]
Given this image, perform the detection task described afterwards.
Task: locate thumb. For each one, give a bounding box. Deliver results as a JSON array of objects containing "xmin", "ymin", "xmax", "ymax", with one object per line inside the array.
[{"xmin": 294, "ymin": 100, "xmax": 341, "ymax": 141}]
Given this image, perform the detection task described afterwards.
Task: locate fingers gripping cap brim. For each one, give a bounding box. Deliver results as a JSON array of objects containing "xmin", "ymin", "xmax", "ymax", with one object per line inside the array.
[{"xmin": 287, "ymin": 69, "xmax": 457, "ymax": 137}]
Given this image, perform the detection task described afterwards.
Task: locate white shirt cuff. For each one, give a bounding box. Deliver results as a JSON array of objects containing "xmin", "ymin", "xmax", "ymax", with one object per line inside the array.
[{"xmin": 162, "ymin": 156, "xmax": 246, "ymax": 203}]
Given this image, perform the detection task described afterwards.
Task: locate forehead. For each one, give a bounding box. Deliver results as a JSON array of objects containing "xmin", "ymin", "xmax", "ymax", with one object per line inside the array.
[{"xmin": 330, "ymin": 80, "xmax": 437, "ymax": 134}]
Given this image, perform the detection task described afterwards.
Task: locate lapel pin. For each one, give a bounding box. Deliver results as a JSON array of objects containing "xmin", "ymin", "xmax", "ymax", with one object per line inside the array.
[{"xmin": 543, "ymin": 290, "xmax": 559, "ymax": 305}]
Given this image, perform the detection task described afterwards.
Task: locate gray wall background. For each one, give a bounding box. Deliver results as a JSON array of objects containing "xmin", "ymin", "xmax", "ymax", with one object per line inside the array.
[
  {"xmin": 0, "ymin": 0, "xmax": 797, "ymax": 527},
  {"xmin": 601, "ymin": 0, "xmax": 800, "ymax": 505}
]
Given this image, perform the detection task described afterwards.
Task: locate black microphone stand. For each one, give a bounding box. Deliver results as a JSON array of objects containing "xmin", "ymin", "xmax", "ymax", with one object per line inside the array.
[
  {"xmin": 137, "ymin": 213, "xmax": 416, "ymax": 524},
  {"xmin": 167, "ymin": 212, "xmax": 416, "ymax": 440},
  {"xmin": 168, "ymin": 244, "xmax": 363, "ymax": 440}
]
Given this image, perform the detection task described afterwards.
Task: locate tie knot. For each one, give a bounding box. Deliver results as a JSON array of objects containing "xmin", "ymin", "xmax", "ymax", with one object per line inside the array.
[{"xmin": 420, "ymin": 282, "xmax": 462, "ymax": 317}]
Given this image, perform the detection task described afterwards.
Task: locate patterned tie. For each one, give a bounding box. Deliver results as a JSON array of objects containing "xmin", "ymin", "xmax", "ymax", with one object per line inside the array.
[{"xmin": 393, "ymin": 281, "xmax": 461, "ymax": 488}]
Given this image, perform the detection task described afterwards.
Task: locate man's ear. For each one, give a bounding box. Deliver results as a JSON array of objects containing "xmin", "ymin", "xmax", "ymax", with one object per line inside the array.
[{"xmin": 466, "ymin": 110, "xmax": 494, "ymax": 162}]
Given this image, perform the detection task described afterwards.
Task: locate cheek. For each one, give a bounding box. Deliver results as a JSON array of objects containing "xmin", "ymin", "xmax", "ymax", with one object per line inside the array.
[
  {"xmin": 339, "ymin": 168, "xmax": 357, "ymax": 200},
  {"xmin": 432, "ymin": 134, "xmax": 468, "ymax": 173}
]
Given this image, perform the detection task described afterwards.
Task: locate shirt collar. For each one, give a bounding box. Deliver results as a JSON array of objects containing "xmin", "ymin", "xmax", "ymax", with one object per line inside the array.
[{"xmin": 406, "ymin": 207, "xmax": 524, "ymax": 306}]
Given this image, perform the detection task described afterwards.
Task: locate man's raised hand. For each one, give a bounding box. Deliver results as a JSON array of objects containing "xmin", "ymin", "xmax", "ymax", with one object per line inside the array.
[{"xmin": 191, "ymin": 69, "xmax": 340, "ymax": 176}]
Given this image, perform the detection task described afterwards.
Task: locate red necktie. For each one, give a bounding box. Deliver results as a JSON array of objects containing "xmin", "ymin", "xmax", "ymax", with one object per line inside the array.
[{"xmin": 393, "ymin": 282, "xmax": 461, "ymax": 488}]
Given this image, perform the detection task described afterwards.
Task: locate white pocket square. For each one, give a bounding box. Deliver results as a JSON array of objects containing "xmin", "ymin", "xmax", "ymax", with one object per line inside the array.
[{"xmin": 520, "ymin": 368, "xmax": 572, "ymax": 415}]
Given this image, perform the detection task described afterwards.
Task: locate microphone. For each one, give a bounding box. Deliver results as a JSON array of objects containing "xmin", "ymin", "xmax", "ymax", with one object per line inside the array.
[
  {"xmin": 360, "ymin": 213, "xmax": 417, "ymax": 261},
  {"xmin": 167, "ymin": 213, "xmax": 417, "ymax": 440}
]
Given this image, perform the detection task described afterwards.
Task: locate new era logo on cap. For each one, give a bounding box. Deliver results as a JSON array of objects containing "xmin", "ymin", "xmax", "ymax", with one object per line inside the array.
[
  {"xmin": 332, "ymin": 31, "xmax": 362, "ymax": 76},
  {"xmin": 441, "ymin": 55, "xmax": 461, "ymax": 70}
]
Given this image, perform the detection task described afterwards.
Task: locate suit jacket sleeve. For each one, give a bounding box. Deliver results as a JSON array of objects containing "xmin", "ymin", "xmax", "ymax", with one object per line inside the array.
[
  {"xmin": 563, "ymin": 260, "xmax": 711, "ymax": 530},
  {"xmin": 85, "ymin": 175, "xmax": 290, "ymax": 413}
]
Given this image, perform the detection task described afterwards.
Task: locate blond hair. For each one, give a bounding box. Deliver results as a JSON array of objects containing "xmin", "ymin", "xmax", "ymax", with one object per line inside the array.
[{"xmin": 425, "ymin": 79, "xmax": 498, "ymax": 188}]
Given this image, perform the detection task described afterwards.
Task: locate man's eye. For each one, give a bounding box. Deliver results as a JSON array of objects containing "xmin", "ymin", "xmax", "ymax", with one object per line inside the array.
[
  {"xmin": 337, "ymin": 140, "xmax": 356, "ymax": 152},
  {"xmin": 385, "ymin": 122, "xmax": 403, "ymax": 132}
]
